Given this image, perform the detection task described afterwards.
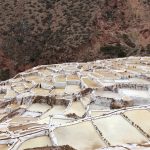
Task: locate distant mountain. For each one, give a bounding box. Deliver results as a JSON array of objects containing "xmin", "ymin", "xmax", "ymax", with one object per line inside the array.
[{"xmin": 0, "ymin": 0, "xmax": 150, "ymax": 80}]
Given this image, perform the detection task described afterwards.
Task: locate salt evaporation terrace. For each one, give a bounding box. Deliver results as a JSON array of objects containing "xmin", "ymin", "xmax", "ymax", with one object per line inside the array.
[{"xmin": 0, "ymin": 57, "xmax": 150, "ymax": 150}]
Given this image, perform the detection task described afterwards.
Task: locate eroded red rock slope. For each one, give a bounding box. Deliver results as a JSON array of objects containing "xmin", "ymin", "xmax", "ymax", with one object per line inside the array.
[{"xmin": 0, "ymin": 0, "xmax": 150, "ymax": 80}]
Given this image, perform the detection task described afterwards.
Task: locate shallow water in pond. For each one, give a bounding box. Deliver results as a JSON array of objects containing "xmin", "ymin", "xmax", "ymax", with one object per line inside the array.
[
  {"xmin": 31, "ymin": 88, "xmax": 50, "ymax": 96},
  {"xmin": 65, "ymin": 85, "xmax": 81, "ymax": 94},
  {"xmin": 82, "ymin": 77, "xmax": 98, "ymax": 88},
  {"xmin": 124, "ymin": 109, "xmax": 150, "ymax": 135},
  {"xmin": 65, "ymin": 101, "xmax": 85, "ymax": 117},
  {"xmin": 0, "ymin": 94, "xmax": 5, "ymax": 100},
  {"xmin": 0, "ymin": 144, "xmax": 9, "ymax": 150},
  {"xmin": 18, "ymin": 136, "xmax": 52, "ymax": 150},
  {"xmin": 54, "ymin": 121, "xmax": 106, "ymax": 150},
  {"xmin": 25, "ymin": 75, "xmax": 43, "ymax": 83},
  {"xmin": 13, "ymin": 86, "xmax": 25, "ymax": 93},
  {"xmin": 27, "ymin": 103, "xmax": 51, "ymax": 113},
  {"xmin": 93, "ymin": 115, "xmax": 148, "ymax": 146},
  {"xmin": 119, "ymin": 89, "xmax": 150, "ymax": 99},
  {"xmin": 50, "ymin": 88, "xmax": 65, "ymax": 95},
  {"xmin": 40, "ymin": 105, "xmax": 66, "ymax": 119},
  {"xmin": 55, "ymin": 75, "xmax": 66, "ymax": 82},
  {"xmin": 4, "ymin": 90, "xmax": 16, "ymax": 99}
]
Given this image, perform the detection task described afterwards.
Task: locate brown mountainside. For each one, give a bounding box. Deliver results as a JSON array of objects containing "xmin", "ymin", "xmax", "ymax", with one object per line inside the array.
[{"xmin": 0, "ymin": 0, "xmax": 150, "ymax": 80}]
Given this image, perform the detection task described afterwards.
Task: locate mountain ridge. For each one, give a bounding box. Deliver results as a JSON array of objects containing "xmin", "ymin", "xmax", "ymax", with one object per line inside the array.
[{"xmin": 0, "ymin": 0, "xmax": 150, "ymax": 80}]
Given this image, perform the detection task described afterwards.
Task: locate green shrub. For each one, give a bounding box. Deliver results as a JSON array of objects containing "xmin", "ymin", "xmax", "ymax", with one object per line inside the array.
[
  {"xmin": 100, "ymin": 44, "xmax": 127, "ymax": 57},
  {"xmin": 0, "ymin": 69, "xmax": 10, "ymax": 81},
  {"xmin": 122, "ymin": 34, "xmax": 136, "ymax": 48}
]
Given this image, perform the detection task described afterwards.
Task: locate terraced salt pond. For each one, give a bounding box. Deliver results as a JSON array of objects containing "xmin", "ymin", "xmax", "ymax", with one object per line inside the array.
[
  {"xmin": 38, "ymin": 69, "xmax": 52, "ymax": 76},
  {"xmin": 25, "ymin": 75, "xmax": 43, "ymax": 84},
  {"xmin": 93, "ymin": 115, "xmax": 148, "ymax": 145},
  {"xmin": 27, "ymin": 103, "xmax": 51, "ymax": 113},
  {"xmin": 54, "ymin": 75, "xmax": 66, "ymax": 82},
  {"xmin": 31, "ymin": 88, "xmax": 50, "ymax": 96},
  {"xmin": 50, "ymin": 88, "xmax": 65, "ymax": 95},
  {"xmin": 82, "ymin": 77, "xmax": 99, "ymax": 89},
  {"xmin": 4, "ymin": 90, "xmax": 16, "ymax": 99},
  {"xmin": 18, "ymin": 136, "xmax": 52, "ymax": 150},
  {"xmin": 54, "ymin": 121, "xmax": 106, "ymax": 150},
  {"xmin": 10, "ymin": 116, "xmax": 37, "ymax": 125},
  {"xmin": 129, "ymin": 78, "xmax": 150, "ymax": 85},
  {"xmin": 0, "ymin": 145, "xmax": 9, "ymax": 150},
  {"xmin": 0, "ymin": 57, "xmax": 150, "ymax": 150},
  {"xmin": 81, "ymin": 95, "xmax": 91, "ymax": 107},
  {"xmin": 23, "ymin": 82, "xmax": 33, "ymax": 89},
  {"xmin": 0, "ymin": 93, "xmax": 5, "ymax": 99},
  {"xmin": 66, "ymin": 75, "xmax": 80, "ymax": 81},
  {"xmin": 13, "ymin": 85, "xmax": 25, "ymax": 93},
  {"xmin": 65, "ymin": 101, "xmax": 85, "ymax": 117},
  {"xmin": 124, "ymin": 109, "xmax": 150, "ymax": 136},
  {"xmin": 119, "ymin": 89, "xmax": 150, "ymax": 100},
  {"xmin": 40, "ymin": 105, "xmax": 66, "ymax": 118},
  {"xmin": 65, "ymin": 85, "xmax": 81, "ymax": 94}
]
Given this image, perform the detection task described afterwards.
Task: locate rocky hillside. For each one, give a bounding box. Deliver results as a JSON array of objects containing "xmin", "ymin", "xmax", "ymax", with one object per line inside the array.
[{"xmin": 0, "ymin": 0, "xmax": 150, "ymax": 80}]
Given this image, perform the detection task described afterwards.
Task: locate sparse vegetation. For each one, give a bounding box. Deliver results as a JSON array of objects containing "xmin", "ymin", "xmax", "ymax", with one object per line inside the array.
[
  {"xmin": 100, "ymin": 44, "xmax": 127, "ymax": 58},
  {"xmin": 0, "ymin": 69, "xmax": 10, "ymax": 81},
  {"xmin": 122, "ymin": 34, "xmax": 136, "ymax": 48},
  {"xmin": 0, "ymin": 0, "xmax": 149, "ymax": 80}
]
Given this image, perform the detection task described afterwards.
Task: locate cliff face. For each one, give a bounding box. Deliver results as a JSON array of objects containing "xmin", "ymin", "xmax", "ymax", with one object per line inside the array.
[{"xmin": 0, "ymin": 0, "xmax": 150, "ymax": 80}]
